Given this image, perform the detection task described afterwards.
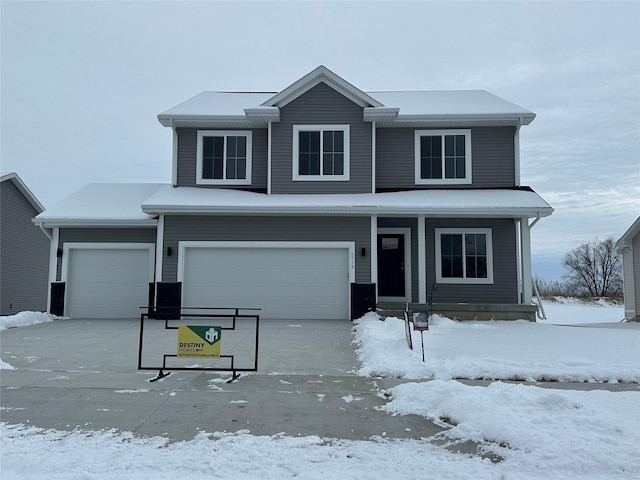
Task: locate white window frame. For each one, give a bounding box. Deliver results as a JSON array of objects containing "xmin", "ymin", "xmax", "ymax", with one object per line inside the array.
[
  {"xmin": 292, "ymin": 125, "xmax": 350, "ymax": 181},
  {"xmin": 415, "ymin": 129, "xmax": 472, "ymax": 185},
  {"xmin": 196, "ymin": 130, "xmax": 252, "ymax": 185},
  {"xmin": 434, "ymin": 228, "xmax": 493, "ymax": 284}
]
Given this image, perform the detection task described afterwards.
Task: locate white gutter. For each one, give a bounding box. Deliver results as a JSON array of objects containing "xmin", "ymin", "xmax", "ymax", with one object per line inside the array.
[{"xmin": 38, "ymin": 222, "xmax": 52, "ymax": 240}]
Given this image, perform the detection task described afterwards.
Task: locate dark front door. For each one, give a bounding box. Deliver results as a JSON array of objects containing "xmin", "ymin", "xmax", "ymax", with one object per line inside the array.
[{"xmin": 377, "ymin": 234, "xmax": 406, "ymax": 298}]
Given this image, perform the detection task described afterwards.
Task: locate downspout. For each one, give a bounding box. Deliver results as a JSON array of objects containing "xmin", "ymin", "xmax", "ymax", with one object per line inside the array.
[
  {"xmin": 267, "ymin": 121, "xmax": 272, "ymax": 195},
  {"xmin": 171, "ymin": 121, "xmax": 178, "ymax": 186},
  {"xmin": 514, "ymin": 122, "xmax": 521, "ymax": 186},
  {"xmin": 38, "ymin": 222, "xmax": 52, "ymax": 240}
]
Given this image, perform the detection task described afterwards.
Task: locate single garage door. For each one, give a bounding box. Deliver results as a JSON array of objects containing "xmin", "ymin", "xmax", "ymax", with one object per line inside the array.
[
  {"xmin": 64, "ymin": 245, "xmax": 154, "ymax": 318},
  {"xmin": 181, "ymin": 244, "xmax": 352, "ymax": 320}
]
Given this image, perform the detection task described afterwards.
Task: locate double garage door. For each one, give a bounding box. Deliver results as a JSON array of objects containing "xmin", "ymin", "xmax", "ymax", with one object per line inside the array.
[
  {"xmin": 63, "ymin": 244, "xmax": 154, "ymax": 318},
  {"xmin": 180, "ymin": 243, "xmax": 352, "ymax": 320}
]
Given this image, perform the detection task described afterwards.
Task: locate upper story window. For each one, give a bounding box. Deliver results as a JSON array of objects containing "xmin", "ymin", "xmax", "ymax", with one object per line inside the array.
[
  {"xmin": 435, "ymin": 228, "xmax": 493, "ymax": 284},
  {"xmin": 293, "ymin": 125, "xmax": 350, "ymax": 181},
  {"xmin": 415, "ymin": 129, "xmax": 472, "ymax": 185},
  {"xmin": 196, "ymin": 130, "xmax": 252, "ymax": 185}
]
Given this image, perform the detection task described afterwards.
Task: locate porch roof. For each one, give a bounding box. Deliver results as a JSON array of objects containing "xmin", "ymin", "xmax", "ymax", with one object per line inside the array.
[{"xmin": 141, "ymin": 186, "xmax": 553, "ymax": 218}]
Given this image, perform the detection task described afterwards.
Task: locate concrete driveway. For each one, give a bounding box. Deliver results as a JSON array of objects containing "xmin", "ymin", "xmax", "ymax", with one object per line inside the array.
[{"xmin": 0, "ymin": 317, "xmax": 443, "ymax": 442}]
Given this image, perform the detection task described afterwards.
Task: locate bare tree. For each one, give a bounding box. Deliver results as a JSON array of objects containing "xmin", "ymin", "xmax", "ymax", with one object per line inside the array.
[{"xmin": 562, "ymin": 237, "xmax": 622, "ymax": 297}]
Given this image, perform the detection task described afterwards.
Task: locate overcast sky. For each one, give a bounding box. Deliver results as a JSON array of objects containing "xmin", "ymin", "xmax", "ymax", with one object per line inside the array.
[{"xmin": 2, "ymin": 0, "xmax": 639, "ymax": 280}]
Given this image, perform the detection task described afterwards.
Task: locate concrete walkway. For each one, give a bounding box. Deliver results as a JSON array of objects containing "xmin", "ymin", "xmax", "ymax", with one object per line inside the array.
[{"xmin": 0, "ymin": 318, "xmax": 442, "ymax": 442}]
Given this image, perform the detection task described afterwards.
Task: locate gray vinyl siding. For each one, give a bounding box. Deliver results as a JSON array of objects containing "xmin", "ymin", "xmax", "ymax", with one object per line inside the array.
[
  {"xmin": 56, "ymin": 228, "xmax": 157, "ymax": 281},
  {"xmin": 0, "ymin": 180, "xmax": 49, "ymax": 315},
  {"xmin": 426, "ymin": 218, "xmax": 518, "ymax": 303},
  {"xmin": 376, "ymin": 127, "xmax": 516, "ymax": 190},
  {"xmin": 634, "ymin": 234, "xmax": 640, "ymax": 317},
  {"xmin": 175, "ymin": 127, "xmax": 268, "ymax": 191},
  {"xmin": 162, "ymin": 216, "xmax": 371, "ymax": 283},
  {"xmin": 271, "ymin": 82, "xmax": 372, "ymax": 194}
]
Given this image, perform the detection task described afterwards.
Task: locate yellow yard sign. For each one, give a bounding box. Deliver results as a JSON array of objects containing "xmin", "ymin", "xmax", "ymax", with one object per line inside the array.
[{"xmin": 177, "ymin": 325, "xmax": 222, "ymax": 358}]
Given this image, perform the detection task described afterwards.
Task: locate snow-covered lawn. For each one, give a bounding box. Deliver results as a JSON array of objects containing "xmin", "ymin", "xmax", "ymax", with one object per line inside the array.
[{"xmin": 1, "ymin": 302, "xmax": 639, "ymax": 479}]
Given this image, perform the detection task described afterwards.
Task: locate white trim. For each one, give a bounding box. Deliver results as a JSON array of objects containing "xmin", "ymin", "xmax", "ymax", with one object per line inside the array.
[
  {"xmin": 377, "ymin": 227, "xmax": 412, "ymax": 302},
  {"xmin": 61, "ymin": 243, "xmax": 155, "ymax": 282},
  {"xmin": 196, "ymin": 130, "xmax": 252, "ymax": 185},
  {"xmin": 0, "ymin": 172, "xmax": 45, "ymax": 213},
  {"xmin": 177, "ymin": 241, "xmax": 355, "ymax": 284},
  {"xmin": 155, "ymin": 215, "xmax": 164, "ymax": 283},
  {"xmin": 418, "ymin": 217, "xmax": 426, "ymax": 303},
  {"xmin": 520, "ymin": 219, "xmax": 532, "ymax": 303},
  {"xmin": 171, "ymin": 127, "xmax": 178, "ymax": 186},
  {"xmin": 516, "ymin": 219, "xmax": 523, "ymax": 303},
  {"xmin": 414, "ymin": 129, "xmax": 472, "ymax": 185},
  {"xmin": 46, "ymin": 227, "xmax": 59, "ymax": 313},
  {"xmin": 370, "ymin": 216, "xmax": 378, "ymax": 297},
  {"xmin": 371, "ymin": 122, "xmax": 376, "ymax": 193},
  {"xmin": 434, "ymin": 228, "xmax": 493, "ymax": 284},
  {"xmin": 267, "ymin": 121, "xmax": 272, "ymax": 195},
  {"xmin": 292, "ymin": 125, "xmax": 350, "ymax": 181},
  {"xmin": 514, "ymin": 125, "xmax": 521, "ymax": 187}
]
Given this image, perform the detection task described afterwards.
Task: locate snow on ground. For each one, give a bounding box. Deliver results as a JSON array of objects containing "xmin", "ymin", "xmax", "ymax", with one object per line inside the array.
[
  {"xmin": 538, "ymin": 296, "xmax": 625, "ymax": 324},
  {"xmin": 0, "ymin": 311, "xmax": 57, "ymax": 331},
  {"xmin": 354, "ymin": 312, "xmax": 640, "ymax": 382},
  {"xmin": 1, "ymin": 302, "xmax": 639, "ymax": 479}
]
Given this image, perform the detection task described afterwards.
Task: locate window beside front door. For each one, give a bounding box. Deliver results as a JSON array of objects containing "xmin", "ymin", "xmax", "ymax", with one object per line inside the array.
[
  {"xmin": 196, "ymin": 130, "xmax": 252, "ymax": 185},
  {"xmin": 435, "ymin": 228, "xmax": 493, "ymax": 284},
  {"xmin": 293, "ymin": 125, "xmax": 350, "ymax": 181},
  {"xmin": 415, "ymin": 129, "xmax": 472, "ymax": 185}
]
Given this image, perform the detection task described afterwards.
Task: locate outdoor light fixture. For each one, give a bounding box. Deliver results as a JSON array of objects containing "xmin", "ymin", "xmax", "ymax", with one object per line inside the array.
[
  {"xmin": 56, "ymin": 248, "xmax": 62, "ymax": 257},
  {"xmin": 166, "ymin": 247, "xmax": 172, "ymax": 256},
  {"xmin": 361, "ymin": 247, "xmax": 366, "ymax": 257}
]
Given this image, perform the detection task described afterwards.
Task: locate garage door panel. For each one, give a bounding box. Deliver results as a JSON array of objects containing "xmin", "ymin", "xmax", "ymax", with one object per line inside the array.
[
  {"xmin": 182, "ymin": 247, "xmax": 349, "ymax": 320},
  {"xmin": 66, "ymin": 248, "xmax": 151, "ymax": 318}
]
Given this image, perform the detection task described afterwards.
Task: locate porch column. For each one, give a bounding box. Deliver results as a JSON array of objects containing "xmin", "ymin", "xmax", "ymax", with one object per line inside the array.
[
  {"xmin": 155, "ymin": 215, "xmax": 164, "ymax": 283},
  {"xmin": 370, "ymin": 216, "xmax": 378, "ymax": 299},
  {"xmin": 418, "ymin": 216, "xmax": 426, "ymax": 303},
  {"xmin": 521, "ymin": 216, "xmax": 533, "ymax": 304}
]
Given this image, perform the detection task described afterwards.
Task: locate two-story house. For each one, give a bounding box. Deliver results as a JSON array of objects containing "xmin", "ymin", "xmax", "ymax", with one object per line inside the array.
[{"xmin": 34, "ymin": 66, "xmax": 552, "ymax": 321}]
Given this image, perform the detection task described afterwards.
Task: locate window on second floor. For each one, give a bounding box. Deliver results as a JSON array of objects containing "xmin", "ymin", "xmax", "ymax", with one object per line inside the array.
[
  {"xmin": 293, "ymin": 125, "xmax": 350, "ymax": 181},
  {"xmin": 415, "ymin": 129, "xmax": 472, "ymax": 185},
  {"xmin": 196, "ymin": 130, "xmax": 252, "ymax": 185},
  {"xmin": 435, "ymin": 228, "xmax": 493, "ymax": 284}
]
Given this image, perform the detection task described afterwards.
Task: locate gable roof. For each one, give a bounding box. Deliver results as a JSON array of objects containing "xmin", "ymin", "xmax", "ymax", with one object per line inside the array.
[
  {"xmin": 261, "ymin": 65, "xmax": 383, "ymax": 109},
  {"xmin": 158, "ymin": 66, "xmax": 535, "ymax": 128},
  {"xmin": 616, "ymin": 216, "xmax": 640, "ymax": 253},
  {"xmin": 1, "ymin": 172, "xmax": 45, "ymax": 213}
]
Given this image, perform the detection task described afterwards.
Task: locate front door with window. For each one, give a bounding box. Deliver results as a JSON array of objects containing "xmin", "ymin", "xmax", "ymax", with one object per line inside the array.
[{"xmin": 377, "ymin": 233, "xmax": 408, "ymax": 299}]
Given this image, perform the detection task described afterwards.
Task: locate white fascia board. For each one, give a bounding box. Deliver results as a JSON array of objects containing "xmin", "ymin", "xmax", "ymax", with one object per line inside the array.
[
  {"xmin": 141, "ymin": 203, "xmax": 552, "ymax": 218},
  {"xmin": 394, "ymin": 113, "xmax": 536, "ymax": 126},
  {"xmin": 262, "ymin": 65, "xmax": 383, "ymax": 109},
  {"xmin": 158, "ymin": 115, "xmax": 254, "ymax": 128},
  {"xmin": 1, "ymin": 173, "xmax": 45, "ymax": 212},
  {"xmin": 34, "ymin": 218, "xmax": 158, "ymax": 228}
]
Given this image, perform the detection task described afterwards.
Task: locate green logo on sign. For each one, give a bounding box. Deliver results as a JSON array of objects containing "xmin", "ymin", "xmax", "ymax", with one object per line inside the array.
[{"xmin": 187, "ymin": 326, "xmax": 222, "ymax": 345}]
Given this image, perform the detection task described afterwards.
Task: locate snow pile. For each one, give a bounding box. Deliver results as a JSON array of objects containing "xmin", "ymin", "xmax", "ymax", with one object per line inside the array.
[
  {"xmin": 382, "ymin": 380, "xmax": 640, "ymax": 479},
  {"xmin": 0, "ymin": 311, "xmax": 57, "ymax": 331},
  {"xmin": 540, "ymin": 297, "xmax": 625, "ymax": 324},
  {"xmin": 0, "ymin": 424, "xmax": 498, "ymax": 480},
  {"xmin": 353, "ymin": 313, "xmax": 640, "ymax": 382}
]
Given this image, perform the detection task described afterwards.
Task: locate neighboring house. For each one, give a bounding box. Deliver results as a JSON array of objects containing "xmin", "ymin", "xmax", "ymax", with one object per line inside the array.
[
  {"xmin": 1, "ymin": 172, "xmax": 49, "ymax": 315},
  {"xmin": 616, "ymin": 217, "xmax": 640, "ymax": 321},
  {"xmin": 33, "ymin": 66, "xmax": 553, "ymax": 321}
]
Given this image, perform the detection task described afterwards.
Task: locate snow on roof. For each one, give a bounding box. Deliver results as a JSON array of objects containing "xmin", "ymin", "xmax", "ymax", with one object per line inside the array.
[
  {"xmin": 142, "ymin": 186, "xmax": 553, "ymax": 218},
  {"xmin": 34, "ymin": 183, "xmax": 167, "ymax": 226},
  {"xmin": 370, "ymin": 90, "xmax": 533, "ymax": 117},
  {"xmin": 616, "ymin": 216, "xmax": 640, "ymax": 252},
  {"xmin": 158, "ymin": 89, "xmax": 534, "ymax": 123}
]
